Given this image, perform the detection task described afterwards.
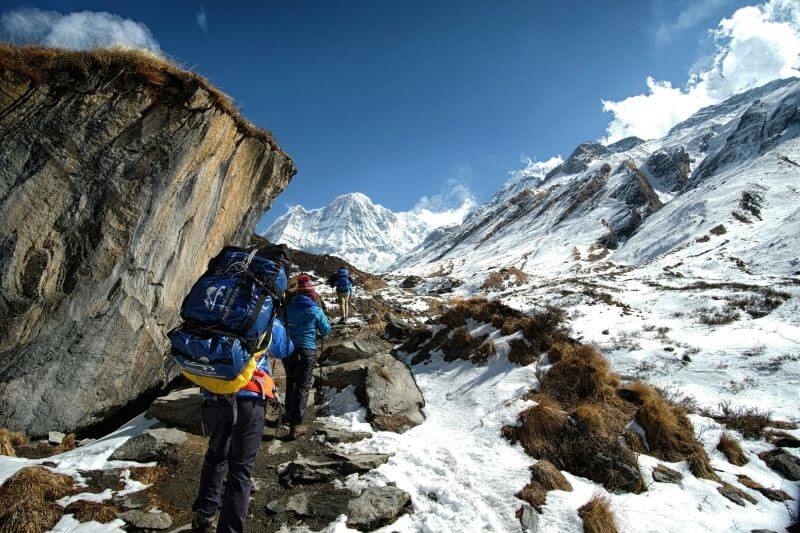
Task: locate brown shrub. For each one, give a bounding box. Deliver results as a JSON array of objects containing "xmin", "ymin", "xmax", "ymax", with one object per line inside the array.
[
  {"xmin": 507, "ymin": 338, "xmax": 537, "ymax": 366},
  {"xmin": 481, "ymin": 272, "xmax": 505, "ymax": 291},
  {"xmin": 717, "ymin": 433, "xmax": 748, "ymax": 466},
  {"xmin": 736, "ymin": 474, "xmax": 792, "ymax": 501},
  {"xmin": 61, "ymin": 433, "xmax": 76, "ymax": 450},
  {"xmin": 709, "ymin": 224, "xmax": 727, "ymax": 236},
  {"xmin": 516, "ymin": 451, "xmax": 573, "ymax": 511},
  {"xmin": 439, "ymin": 327, "xmax": 494, "ymax": 363},
  {"xmin": 529, "ymin": 460, "xmax": 572, "ymax": 492},
  {"xmin": 711, "ymin": 403, "xmax": 771, "ymax": 439},
  {"xmin": 506, "ymin": 395, "xmax": 643, "ymax": 493},
  {"xmin": 616, "ymin": 382, "xmax": 718, "ymax": 480},
  {"xmin": 578, "ymin": 496, "xmax": 618, "ymax": 533},
  {"xmin": 0, "ymin": 44, "xmax": 282, "ymax": 151},
  {"xmin": 541, "ymin": 344, "xmax": 616, "ymax": 405},
  {"xmin": 0, "ymin": 429, "xmax": 27, "ymax": 457},
  {"xmin": 64, "ymin": 500, "xmax": 118, "ymax": 523},
  {"xmin": 0, "ymin": 466, "xmax": 76, "ymax": 532}
]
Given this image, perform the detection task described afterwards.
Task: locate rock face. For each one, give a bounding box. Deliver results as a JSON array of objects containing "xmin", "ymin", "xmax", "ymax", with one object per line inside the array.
[{"xmin": 0, "ymin": 46, "xmax": 295, "ymax": 435}]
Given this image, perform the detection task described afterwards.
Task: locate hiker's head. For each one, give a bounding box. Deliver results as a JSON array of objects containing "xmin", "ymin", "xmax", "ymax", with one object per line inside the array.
[{"xmin": 297, "ymin": 276, "xmax": 317, "ymax": 300}]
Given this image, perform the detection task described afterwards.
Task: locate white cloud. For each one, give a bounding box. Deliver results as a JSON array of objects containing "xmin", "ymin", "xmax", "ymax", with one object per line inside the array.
[
  {"xmin": 603, "ymin": 0, "xmax": 800, "ymax": 142},
  {"xmin": 656, "ymin": 0, "xmax": 728, "ymax": 43},
  {"xmin": 196, "ymin": 7, "xmax": 208, "ymax": 33},
  {"xmin": 413, "ymin": 179, "xmax": 477, "ymax": 228},
  {"xmin": 0, "ymin": 8, "xmax": 160, "ymax": 52}
]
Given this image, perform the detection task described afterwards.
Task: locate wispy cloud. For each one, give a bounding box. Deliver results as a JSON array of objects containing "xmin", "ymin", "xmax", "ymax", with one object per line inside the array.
[
  {"xmin": 656, "ymin": 0, "xmax": 728, "ymax": 43},
  {"xmin": 0, "ymin": 8, "xmax": 160, "ymax": 52},
  {"xmin": 196, "ymin": 7, "xmax": 208, "ymax": 33},
  {"xmin": 603, "ymin": 0, "xmax": 800, "ymax": 142},
  {"xmin": 413, "ymin": 178, "xmax": 477, "ymax": 228}
]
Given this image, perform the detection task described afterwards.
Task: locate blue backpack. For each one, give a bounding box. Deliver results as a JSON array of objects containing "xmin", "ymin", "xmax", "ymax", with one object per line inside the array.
[
  {"xmin": 169, "ymin": 245, "xmax": 293, "ymax": 395},
  {"xmin": 335, "ymin": 267, "xmax": 352, "ymax": 293}
]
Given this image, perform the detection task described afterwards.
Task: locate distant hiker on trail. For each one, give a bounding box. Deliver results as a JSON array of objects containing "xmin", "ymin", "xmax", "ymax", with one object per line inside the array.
[
  {"xmin": 328, "ymin": 267, "xmax": 354, "ymax": 323},
  {"xmin": 284, "ymin": 276, "xmax": 331, "ymax": 440}
]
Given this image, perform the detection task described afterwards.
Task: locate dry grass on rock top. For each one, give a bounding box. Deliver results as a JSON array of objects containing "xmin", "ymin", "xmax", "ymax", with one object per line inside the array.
[{"xmin": 0, "ymin": 43, "xmax": 284, "ymax": 153}]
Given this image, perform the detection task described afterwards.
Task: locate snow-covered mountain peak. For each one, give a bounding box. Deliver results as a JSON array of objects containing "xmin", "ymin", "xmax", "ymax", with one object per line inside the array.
[{"xmin": 263, "ymin": 193, "xmax": 444, "ymax": 273}]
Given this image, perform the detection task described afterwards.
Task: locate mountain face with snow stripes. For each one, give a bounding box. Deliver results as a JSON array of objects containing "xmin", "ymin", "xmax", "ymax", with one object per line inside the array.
[
  {"xmin": 395, "ymin": 77, "xmax": 800, "ymax": 279},
  {"xmin": 263, "ymin": 192, "xmax": 435, "ymax": 272}
]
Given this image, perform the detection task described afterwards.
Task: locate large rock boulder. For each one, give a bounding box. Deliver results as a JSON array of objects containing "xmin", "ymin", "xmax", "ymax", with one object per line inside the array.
[
  {"xmin": 316, "ymin": 353, "xmax": 425, "ymax": 433},
  {"xmin": 320, "ymin": 335, "xmax": 393, "ymax": 365},
  {"xmin": 145, "ymin": 387, "xmax": 202, "ymax": 433},
  {"xmin": 0, "ymin": 46, "xmax": 295, "ymax": 435},
  {"xmin": 110, "ymin": 427, "xmax": 187, "ymax": 463}
]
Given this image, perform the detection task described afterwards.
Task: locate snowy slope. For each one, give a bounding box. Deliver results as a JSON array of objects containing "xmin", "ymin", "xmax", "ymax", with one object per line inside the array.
[
  {"xmin": 263, "ymin": 193, "xmax": 438, "ymax": 273},
  {"xmin": 395, "ymin": 77, "xmax": 800, "ymax": 280}
]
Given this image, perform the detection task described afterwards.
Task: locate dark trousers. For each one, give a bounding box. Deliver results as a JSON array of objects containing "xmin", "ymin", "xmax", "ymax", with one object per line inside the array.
[
  {"xmin": 193, "ymin": 396, "xmax": 265, "ymax": 533},
  {"xmin": 282, "ymin": 348, "xmax": 317, "ymax": 425}
]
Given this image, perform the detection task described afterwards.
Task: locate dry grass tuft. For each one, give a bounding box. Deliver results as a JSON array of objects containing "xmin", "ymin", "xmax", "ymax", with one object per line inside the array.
[
  {"xmin": 0, "ymin": 429, "xmax": 27, "ymax": 456},
  {"xmin": 578, "ymin": 495, "xmax": 618, "ymax": 533},
  {"xmin": 0, "ymin": 466, "xmax": 77, "ymax": 532},
  {"xmin": 515, "ymin": 460, "xmax": 573, "ymax": 511},
  {"xmin": 530, "ymin": 460, "xmax": 572, "ymax": 492},
  {"xmin": 717, "ymin": 433, "xmax": 748, "ymax": 466},
  {"xmin": 541, "ymin": 344, "xmax": 617, "ymax": 404},
  {"xmin": 0, "ymin": 43, "xmax": 284, "ymax": 153},
  {"xmin": 736, "ymin": 474, "xmax": 792, "ymax": 501},
  {"xmin": 710, "ymin": 402, "xmax": 771, "ymax": 439},
  {"xmin": 64, "ymin": 500, "xmax": 118, "ymax": 523},
  {"xmin": 618, "ymin": 382, "xmax": 716, "ymax": 479},
  {"xmin": 507, "ymin": 338, "xmax": 537, "ymax": 366}
]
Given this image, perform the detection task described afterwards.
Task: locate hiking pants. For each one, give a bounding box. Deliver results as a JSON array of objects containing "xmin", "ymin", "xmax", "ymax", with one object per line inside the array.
[
  {"xmin": 337, "ymin": 291, "xmax": 350, "ymax": 320},
  {"xmin": 282, "ymin": 348, "xmax": 317, "ymax": 425},
  {"xmin": 193, "ymin": 396, "xmax": 265, "ymax": 533}
]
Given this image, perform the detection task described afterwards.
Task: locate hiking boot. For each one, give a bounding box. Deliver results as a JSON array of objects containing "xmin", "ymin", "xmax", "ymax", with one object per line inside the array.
[{"xmin": 191, "ymin": 511, "xmax": 217, "ymax": 533}]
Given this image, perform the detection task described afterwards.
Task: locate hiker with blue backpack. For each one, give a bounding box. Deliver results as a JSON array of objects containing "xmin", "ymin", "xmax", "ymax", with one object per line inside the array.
[
  {"xmin": 168, "ymin": 244, "xmax": 294, "ymax": 532},
  {"xmin": 284, "ymin": 275, "xmax": 330, "ymax": 440},
  {"xmin": 328, "ymin": 267, "xmax": 355, "ymax": 323}
]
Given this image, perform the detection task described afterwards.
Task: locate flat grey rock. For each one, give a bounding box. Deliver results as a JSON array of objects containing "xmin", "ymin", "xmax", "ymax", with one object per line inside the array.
[
  {"xmin": 110, "ymin": 427, "xmax": 187, "ymax": 463},
  {"xmin": 118, "ymin": 510, "xmax": 173, "ymax": 530},
  {"xmin": 346, "ymin": 485, "xmax": 411, "ymax": 529},
  {"xmin": 759, "ymin": 448, "xmax": 800, "ymax": 480},
  {"xmin": 48, "ymin": 431, "xmax": 65, "ymax": 445}
]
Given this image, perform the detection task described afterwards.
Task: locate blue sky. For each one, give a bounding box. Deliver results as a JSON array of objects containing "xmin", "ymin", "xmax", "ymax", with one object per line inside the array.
[{"xmin": 3, "ymin": 0, "xmax": 794, "ymax": 231}]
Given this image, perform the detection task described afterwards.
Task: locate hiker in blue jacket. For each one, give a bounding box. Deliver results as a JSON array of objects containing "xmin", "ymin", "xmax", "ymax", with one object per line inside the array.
[
  {"xmin": 328, "ymin": 267, "xmax": 355, "ymax": 323},
  {"xmin": 284, "ymin": 275, "xmax": 330, "ymax": 439}
]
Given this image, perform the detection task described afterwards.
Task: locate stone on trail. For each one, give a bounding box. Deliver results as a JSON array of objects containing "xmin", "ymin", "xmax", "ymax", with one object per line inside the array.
[
  {"xmin": 267, "ymin": 485, "xmax": 411, "ymax": 529},
  {"xmin": 316, "ymin": 353, "xmax": 425, "ymax": 433},
  {"xmin": 117, "ymin": 509, "xmax": 173, "ymax": 530},
  {"xmin": 759, "ymin": 448, "xmax": 800, "ymax": 480},
  {"xmin": 717, "ymin": 481, "xmax": 757, "ymax": 506},
  {"xmin": 110, "ymin": 427, "xmax": 187, "ymax": 463},
  {"xmin": 48, "ymin": 431, "xmax": 65, "ymax": 445},
  {"xmin": 651, "ymin": 464, "xmax": 683, "ymax": 484},
  {"xmin": 277, "ymin": 452, "xmax": 391, "ymax": 485},
  {"xmin": 321, "ymin": 335, "xmax": 393, "ymax": 365},
  {"xmin": 316, "ymin": 425, "xmax": 372, "ymax": 444},
  {"xmin": 346, "ymin": 485, "xmax": 411, "ymax": 529},
  {"xmin": 145, "ymin": 388, "xmax": 202, "ymax": 433}
]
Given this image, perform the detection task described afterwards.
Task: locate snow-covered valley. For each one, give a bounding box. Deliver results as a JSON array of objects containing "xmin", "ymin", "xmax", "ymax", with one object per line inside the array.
[{"xmin": 2, "ymin": 62, "xmax": 800, "ymax": 533}]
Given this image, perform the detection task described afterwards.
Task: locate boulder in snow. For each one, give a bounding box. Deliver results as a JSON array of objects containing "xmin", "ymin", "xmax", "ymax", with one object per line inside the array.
[
  {"xmin": 145, "ymin": 387, "xmax": 202, "ymax": 433},
  {"xmin": 110, "ymin": 427, "xmax": 187, "ymax": 463}
]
